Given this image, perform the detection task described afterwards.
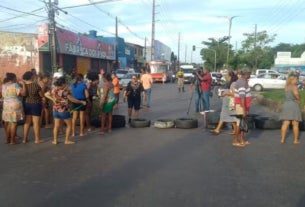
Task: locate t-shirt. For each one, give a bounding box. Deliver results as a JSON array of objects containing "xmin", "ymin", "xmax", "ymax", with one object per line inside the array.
[
  {"xmin": 126, "ymin": 82, "xmax": 144, "ymax": 99},
  {"xmin": 51, "ymin": 87, "xmax": 70, "ymax": 113},
  {"xmin": 71, "ymin": 82, "xmax": 87, "ymax": 100},
  {"xmin": 112, "ymin": 77, "xmax": 120, "ymax": 94},
  {"xmin": 25, "ymin": 82, "xmax": 42, "ymax": 104},
  {"xmin": 141, "ymin": 74, "xmax": 153, "ymax": 90},
  {"xmin": 234, "ymin": 79, "xmax": 251, "ymax": 111},
  {"xmin": 200, "ymin": 73, "xmax": 212, "ymax": 92}
]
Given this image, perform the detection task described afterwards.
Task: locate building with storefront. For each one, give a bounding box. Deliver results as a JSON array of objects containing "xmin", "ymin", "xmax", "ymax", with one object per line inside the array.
[
  {"xmin": 126, "ymin": 42, "xmax": 145, "ymax": 71},
  {"xmin": 0, "ymin": 31, "xmax": 39, "ymax": 78},
  {"xmin": 38, "ymin": 25, "xmax": 116, "ymax": 75}
]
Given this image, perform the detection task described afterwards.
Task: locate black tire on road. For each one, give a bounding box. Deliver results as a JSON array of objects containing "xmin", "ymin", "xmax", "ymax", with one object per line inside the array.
[
  {"xmin": 112, "ymin": 115, "xmax": 126, "ymax": 128},
  {"xmin": 254, "ymin": 117, "xmax": 281, "ymax": 129},
  {"xmin": 130, "ymin": 119, "xmax": 151, "ymax": 128},
  {"xmin": 90, "ymin": 115, "xmax": 126, "ymax": 128},
  {"xmin": 175, "ymin": 118, "xmax": 198, "ymax": 129},
  {"xmin": 154, "ymin": 119, "xmax": 175, "ymax": 129}
]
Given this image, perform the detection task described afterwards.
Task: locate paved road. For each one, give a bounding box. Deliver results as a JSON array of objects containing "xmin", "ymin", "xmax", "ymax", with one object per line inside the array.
[{"xmin": 1, "ymin": 84, "xmax": 305, "ymax": 207}]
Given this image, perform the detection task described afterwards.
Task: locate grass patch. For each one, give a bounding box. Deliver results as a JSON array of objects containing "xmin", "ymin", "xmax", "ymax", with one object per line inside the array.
[{"xmin": 261, "ymin": 89, "xmax": 305, "ymax": 109}]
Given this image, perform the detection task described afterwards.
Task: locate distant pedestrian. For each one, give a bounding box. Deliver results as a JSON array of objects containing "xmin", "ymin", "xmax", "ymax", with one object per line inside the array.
[
  {"xmin": 196, "ymin": 68, "xmax": 212, "ymax": 112},
  {"xmin": 22, "ymin": 71, "xmax": 44, "ymax": 144},
  {"xmin": 45, "ymin": 77, "xmax": 86, "ymax": 144},
  {"xmin": 100, "ymin": 73, "xmax": 116, "ymax": 135},
  {"xmin": 124, "ymin": 75, "xmax": 144, "ymax": 123},
  {"xmin": 162, "ymin": 72, "xmax": 167, "ymax": 84},
  {"xmin": 279, "ymin": 73, "xmax": 302, "ymax": 144},
  {"xmin": 2, "ymin": 73, "xmax": 25, "ymax": 144},
  {"xmin": 71, "ymin": 74, "xmax": 89, "ymax": 137},
  {"xmin": 176, "ymin": 68, "xmax": 185, "ymax": 92},
  {"xmin": 140, "ymin": 69, "xmax": 153, "ymax": 108}
]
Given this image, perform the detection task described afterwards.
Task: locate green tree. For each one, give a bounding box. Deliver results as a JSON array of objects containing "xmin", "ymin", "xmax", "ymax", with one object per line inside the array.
[
  {"xmin": 239, "ymin": 31, "xmax": 276, "ymax": 69},
  {"xmin": 200, "ymin": 37, "xmax": 233, "ymax": 71}
]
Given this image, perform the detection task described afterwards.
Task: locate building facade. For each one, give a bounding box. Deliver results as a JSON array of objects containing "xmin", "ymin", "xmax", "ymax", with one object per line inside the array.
[
  {"xmin": 274, "ymin": 51, "xmax": 305, "ymax": 74},
  {"xmin": 0, "ymin": 31, "xmax": 39, "ymax": 78},
  {"xmin": 38, "ymin": 25, "xmax": 116, "ymax": 75}
]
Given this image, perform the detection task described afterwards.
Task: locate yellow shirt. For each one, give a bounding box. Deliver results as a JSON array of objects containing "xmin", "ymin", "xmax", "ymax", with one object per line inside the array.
[{"xmin": 141, "ymin": 74, "xmax": 153, "ymax": 90}]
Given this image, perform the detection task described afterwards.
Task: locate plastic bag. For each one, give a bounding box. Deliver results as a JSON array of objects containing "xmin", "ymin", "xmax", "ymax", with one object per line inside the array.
[{"xmin": 239, "ymin": 117, "xmax": 249, "ymax": 133}]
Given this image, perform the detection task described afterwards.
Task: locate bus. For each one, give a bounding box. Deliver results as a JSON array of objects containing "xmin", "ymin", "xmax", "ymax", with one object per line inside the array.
[{"xmin": 148, "ymin": 61, "xmax": 171, "ymax": 82}]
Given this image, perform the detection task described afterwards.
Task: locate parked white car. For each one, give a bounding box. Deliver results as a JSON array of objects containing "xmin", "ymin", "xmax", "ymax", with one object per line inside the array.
[
  {"xmin": 248, "ymin": 73, "xmax": 286, "ymax": 91},
  {"xmin": 119, "ymin": 73, "xmax": 141, "ymax": 88}
]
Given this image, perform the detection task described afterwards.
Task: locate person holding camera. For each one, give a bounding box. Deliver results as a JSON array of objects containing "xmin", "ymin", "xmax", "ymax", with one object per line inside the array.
[
  {"xmin": 191, "ymin": 69, "xmax": 203, "ymax": 113},
  {"xmin": 196, "ymin": 67, "xmax": 212, "ymax": 112}
]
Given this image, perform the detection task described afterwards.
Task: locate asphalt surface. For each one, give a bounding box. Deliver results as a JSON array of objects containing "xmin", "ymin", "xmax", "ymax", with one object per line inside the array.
[{"xmin": 1, "ymin": 83, "xmax": 305, "ymax": 207}]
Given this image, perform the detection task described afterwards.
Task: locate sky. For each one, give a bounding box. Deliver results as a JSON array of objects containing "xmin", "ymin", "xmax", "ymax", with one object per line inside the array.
[{"xmin": 0, "ymin": 0, "xmax": 304, "ymax": 63}]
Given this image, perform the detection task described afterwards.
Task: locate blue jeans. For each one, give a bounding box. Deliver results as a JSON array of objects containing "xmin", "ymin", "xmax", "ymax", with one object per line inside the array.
[
  {"xmin": 145, "ymin": 88, "xmax": 152, "ymax": 107},
  {"xmin": 202, "ymin": 91, "xmax": 210, "ymax": 111},
  {"xmin": 194, "ymin": 89, "xmax": 203, "ymax": 112}
]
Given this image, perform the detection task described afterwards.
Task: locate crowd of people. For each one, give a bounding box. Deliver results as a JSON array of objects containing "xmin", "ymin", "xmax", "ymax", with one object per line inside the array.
[
  {"xmin": 0, "ymin": 67, "xmax": 153, "ymax": 145},
  {"xmin": 0, "ymin": 66, "xmax": 303, "ymax": 147}
]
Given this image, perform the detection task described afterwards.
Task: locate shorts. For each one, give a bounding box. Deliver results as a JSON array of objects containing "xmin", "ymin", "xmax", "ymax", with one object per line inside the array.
[
  {"xmin": 128, "ymin": 97, "xmax": 141, "ymax": 110},
  {"xmin": 71, "ymin": 100, "xmax": 86, "ymax": 112},
  {"xmin": 102, "ymin": 101, "xmax": 116, "ymax": 113},
  {"xmin": 53, "ymin": 111, "xmax": 71, "ymax": 120},
  {"xmin": 24, "ymin": 103, "xmax": 42, "ymax": 116}
]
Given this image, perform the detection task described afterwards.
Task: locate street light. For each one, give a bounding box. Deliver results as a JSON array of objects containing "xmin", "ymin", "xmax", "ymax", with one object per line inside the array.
[{"xmin": 217, "ymin": 16, "xmax": 239, "ymax": 67}]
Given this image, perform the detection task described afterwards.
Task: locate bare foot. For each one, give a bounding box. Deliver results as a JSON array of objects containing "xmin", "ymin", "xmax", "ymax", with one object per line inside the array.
[
  {"xmin": 35, "ymin": 140, "xmax": 44, "ymax": 144},
  {"xmin": 232, "ymin": 143, "xmax": 245, "ymax": 147},
  {"xmin": 45, "ymin": 125, "xmax": 52, "ymax": 129},
  {"xmin": 52, "ymin": 141, "xmax": 58, "ymax": 145},
  {"xmin": 281, "ymin": 140, "xmax": 285, "ymax": 144},
  {"xmin": 294, "ymin": 140, "xmax": 300, "ymax": 144},
  {"xmin": 23, "ymin": 139, "xmax": 28, "ymax": 144},
  {"xmin": 65, "ymin": 141, "xmax": 75, "ymax": 145},
  {"xmin": 71, "ymin": 134, "xmax": 75, "ymax": 137},
  {"xmin": 100, "ymin": 131, "xmax": 105, "ymax": 135},
  {"xmin": 79, "ymin": 134, "xmax": 85, "ymax": 137}
]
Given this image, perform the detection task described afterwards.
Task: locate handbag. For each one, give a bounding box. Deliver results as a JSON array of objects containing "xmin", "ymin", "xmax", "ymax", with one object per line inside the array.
[{"xmin": 239, "ymin": 117, "xmax": 249, "ymax": 133}]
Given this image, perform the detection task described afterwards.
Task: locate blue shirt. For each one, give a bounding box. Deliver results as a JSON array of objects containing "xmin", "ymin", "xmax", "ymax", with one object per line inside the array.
[{"xmin": 71, "ymin": 82, "xmax": 87, "ymax": 100}]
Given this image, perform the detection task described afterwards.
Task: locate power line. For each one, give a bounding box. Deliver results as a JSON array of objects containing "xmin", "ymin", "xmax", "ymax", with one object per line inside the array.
[
  {"xmin": 67, "ymin": 13, "xmax": 115, "ymax": 36},
  {"xmin": 61, "ymin": 0, "xmax": 122, "ymax": 9},
  {"xmin": 0, "ymin": 7, "xmax": 45, "ymax": 23},
  {"xmin": 87, "ymin": 0, "xmax": 145, "ymax": 40},
  {"xmin": 0, "ymin": 5, "xmax": 46, "ymax": 18}
]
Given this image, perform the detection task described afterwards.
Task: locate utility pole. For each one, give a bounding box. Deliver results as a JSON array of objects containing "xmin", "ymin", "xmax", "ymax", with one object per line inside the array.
[
  {"xmin": 115, "ymin": 16, "xmax": 118, "ymax": 70},
  {"xmin": 48, "ymin": 0, "xmax": 57, "ymax": 74},
  {"xmin": 226, "ymin": 16, "xmax": 238, "ymax": 67},
  {"xmin": 144, "ymin": 37, "xmax": 147, "ymax": 62},
  {"xmin": 151, "ymin": 0, "xmax": 156, "ymax": 61},
  {"xmin": 177, "ymin": 32, "xmax": 181, "ymax": 69},
  {"xmin": 184, "ymin": 44, "xmax": 187, "ymax": 63},
  {"xmin": 254, "ymin": 24, "xmax": 258, "ymax": 69}
]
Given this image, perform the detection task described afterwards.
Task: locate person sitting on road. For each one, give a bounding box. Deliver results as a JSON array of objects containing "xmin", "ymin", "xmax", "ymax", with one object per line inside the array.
[
  {"xmin": 45, "ymin": 77, "xmax": 86, "ymax": 145},
  {"xmin": 124, "ymin": 75, "xmax": 144, "ymax": 124}
]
